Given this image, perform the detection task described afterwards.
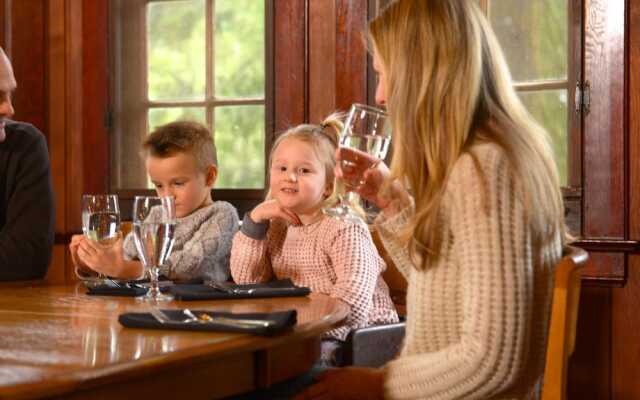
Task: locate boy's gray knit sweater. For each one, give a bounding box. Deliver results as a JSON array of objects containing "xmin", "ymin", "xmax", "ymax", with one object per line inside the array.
[{"xmin": 123, "ymin": 201, "xmax": 239, "ymax": 282}]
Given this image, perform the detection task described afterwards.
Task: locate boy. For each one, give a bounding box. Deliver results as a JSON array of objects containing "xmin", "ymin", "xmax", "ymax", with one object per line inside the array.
[{"xmin": 70, "ymin": 121, "xmax": 239, "ymax": 282}]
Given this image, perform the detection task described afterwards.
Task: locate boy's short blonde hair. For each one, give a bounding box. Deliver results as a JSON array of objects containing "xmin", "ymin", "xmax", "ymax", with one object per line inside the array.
[{"xmin": 143, "ymin": 120, "xmax": 217, "ymax": 171}]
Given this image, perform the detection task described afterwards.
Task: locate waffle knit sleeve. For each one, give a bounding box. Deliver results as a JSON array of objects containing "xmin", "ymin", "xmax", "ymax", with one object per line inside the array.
[
  {"xmin": 168, "ymin": 202, "xmax": 239, "ymax": 282},
  {"xmin": 229, "ymin": 220, "xmax": 278, "ymax": 283},
  {"xmin": 383, "ymin": 149, "xmax": 534, "ymax": 399},
  {"xmin": 375, "ymin": 202, "xmax": 416, "ymax": 280},
  {"xmin": 325, "ymin": 222, "xmax": 383, "ymax": 340}
]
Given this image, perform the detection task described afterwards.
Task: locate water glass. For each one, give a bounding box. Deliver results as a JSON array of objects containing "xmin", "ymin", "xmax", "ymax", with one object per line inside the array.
[
  {"xmin": 323, "ymin": 104, "xmax": 391, "ymax": 222},
  {"xmin": 132, "ymin": 196, "xmax": 176, "ymax": 302},
  {"xmin": 75, "ymin": 194, "xmax": 121, "ymax": 285}
]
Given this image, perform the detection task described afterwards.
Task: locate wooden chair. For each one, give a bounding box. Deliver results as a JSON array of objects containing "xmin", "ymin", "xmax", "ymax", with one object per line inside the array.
[
  {"xmin": 541, "ymin": 245, "xmax": 588, "ymax": 400},
  {"xmin": 341, "ymin": 226, "xmax": 407, "ymax": 367}
]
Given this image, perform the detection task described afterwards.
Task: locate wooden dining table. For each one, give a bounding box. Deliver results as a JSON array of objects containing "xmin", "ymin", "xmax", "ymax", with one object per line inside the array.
[{"xmin": 0, "ymin": 282, "xmax": 349, "ymax": 399}]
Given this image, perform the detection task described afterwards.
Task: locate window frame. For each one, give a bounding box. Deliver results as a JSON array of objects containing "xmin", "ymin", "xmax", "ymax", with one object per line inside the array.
[
  {"xmin": 108, "ymin": 0, "xmax": 274, "ymax": 215},
  {"xmin": 480, "ymin": 0, "xmax": 633, "ymax": 284},
  {"xmin": 480, "ymin": 0, "xmax": 583, "ymax": 224}
]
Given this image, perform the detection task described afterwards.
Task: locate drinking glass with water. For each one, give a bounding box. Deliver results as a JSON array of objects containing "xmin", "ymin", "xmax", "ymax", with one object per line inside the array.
[
  {"xmin": 323, "ymin": 103, "xmax": 391, "ymax": 222},
  {"xmin": 132, "ymin": 196, "xmax": 176, "ymax": 302},
  {"xmin": 75, "ymin": 194, "xmax": 121, "ymax": 285}
]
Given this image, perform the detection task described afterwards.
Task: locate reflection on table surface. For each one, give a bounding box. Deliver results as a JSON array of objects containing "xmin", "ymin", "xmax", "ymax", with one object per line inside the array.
[{"xmin": 0, "ymin": 283, "xmax": 348, "ymax": 399}]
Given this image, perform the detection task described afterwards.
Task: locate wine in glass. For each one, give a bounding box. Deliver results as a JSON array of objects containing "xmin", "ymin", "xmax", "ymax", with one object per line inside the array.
[
  {"xmin": 323, "ymin": 103, "xmax": 391, "ymax": 222},
  {"xmin": 132, "ymin": 196, "xmax": 176, "ymax": 302},
  {"xmin": 76, "ymin": 194, "xmax": 121, "ymax": 285}
]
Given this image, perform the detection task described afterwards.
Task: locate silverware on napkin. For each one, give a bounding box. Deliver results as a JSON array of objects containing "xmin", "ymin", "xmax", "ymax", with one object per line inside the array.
[
  {"xmin": 149, "ymin": 308, "xmax": 170, "ymax": 324},
  {"xmin": 182, "ymin": 309, "xmax": 273, "ymax": 328},
  {"xmin": 205, "ymin": 281, "xmax": 256, "ymax": 295},
  {"xmin": 204, "ymin": 280, "xmax": 299, "ymax": 295},
  {"xmin": 147, "ymin": 307, "xmax": 273, "ymax": 329}
]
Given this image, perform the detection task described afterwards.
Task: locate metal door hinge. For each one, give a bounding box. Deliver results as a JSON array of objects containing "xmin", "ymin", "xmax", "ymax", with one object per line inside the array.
[
  {"xmin": 104, "ymin": 108, "xmax": 113, "ymax": 132},
  {"xmin": 575, "ymin": 81, "xmax": 591, "ymax": 115}
]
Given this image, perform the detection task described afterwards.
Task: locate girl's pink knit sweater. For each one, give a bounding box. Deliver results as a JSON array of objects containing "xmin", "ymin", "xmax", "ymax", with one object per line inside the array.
[{"xmin": 230, "ymin": 215, "xmax": 399, "ymax": 340}]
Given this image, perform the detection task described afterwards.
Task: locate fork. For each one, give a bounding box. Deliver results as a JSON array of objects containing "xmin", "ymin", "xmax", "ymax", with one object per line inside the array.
[
  {"xmin": 205, "ymin": 281, "xmax": 256, "ymax": 295},
  {"xmin": 106, "ymin": 278, "xmax": 145, "ymax": 290},
  {"xmin": 149, "ymin": 308, "xmax": 170, "ymax": 324},
  {"xmin": 182, "ymin": 308, "xmax": 272, "ymax": 328}
]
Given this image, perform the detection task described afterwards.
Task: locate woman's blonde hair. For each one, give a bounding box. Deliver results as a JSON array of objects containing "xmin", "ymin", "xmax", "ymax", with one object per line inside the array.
[
  {"xmin": 369, "ymin": 0, "xmax": 566, "ymax": 268},
  {"xmin": 267, "ymin": 114, "xmax": 344, "ymax": 209}
]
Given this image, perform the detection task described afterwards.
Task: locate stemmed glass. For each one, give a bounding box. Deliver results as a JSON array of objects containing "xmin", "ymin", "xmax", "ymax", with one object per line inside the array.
[
  {"xmin": 323, "ymin": 103, "xmax": 391, "ymax": 222},
  {"xmin": 132, "ymin": 196, "xmax": 176, "ymax": 302},
  {"xmin": 76, "ymin": 194, "xmax": 121, "ymax": 285}
]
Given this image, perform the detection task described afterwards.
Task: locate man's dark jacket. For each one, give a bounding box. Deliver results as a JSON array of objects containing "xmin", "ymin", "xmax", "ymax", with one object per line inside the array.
[{"xmin": 0, "ymin": 121, "xmax": 55, "ymax": 280}]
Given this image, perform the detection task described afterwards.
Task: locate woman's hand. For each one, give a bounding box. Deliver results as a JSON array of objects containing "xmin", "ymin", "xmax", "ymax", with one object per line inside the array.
[
  {"xmin": 250, "ymin": 199, "xmax": 302, "ymax": 226},
  {"xmin": 293, "ymin": 367, "xmax": 384, "ymax": 400},
  {"xmin": 336, "ymin": 148, "xmax": 410, "ymax": 215}
]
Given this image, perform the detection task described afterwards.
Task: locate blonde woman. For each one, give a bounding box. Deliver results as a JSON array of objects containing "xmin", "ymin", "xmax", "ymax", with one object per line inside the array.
[{"xmin": 297, "ymin": 1, "xmax": 566, "ymax": 399}]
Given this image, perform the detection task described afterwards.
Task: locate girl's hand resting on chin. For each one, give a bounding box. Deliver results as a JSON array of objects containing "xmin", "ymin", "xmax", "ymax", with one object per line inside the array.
[{"xmin": 250, "ymin": 199, "xmax": 302, "ymax": 226}]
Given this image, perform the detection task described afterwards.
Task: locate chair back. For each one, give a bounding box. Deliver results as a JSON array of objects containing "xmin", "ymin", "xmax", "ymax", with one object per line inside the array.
[
  {"xmin": 370, "ymin": 226, "xmax": 407, "ymax": 317},
  {"xmin": 541, "ymin": 245, "xmax": 588, "ymax": 400}
]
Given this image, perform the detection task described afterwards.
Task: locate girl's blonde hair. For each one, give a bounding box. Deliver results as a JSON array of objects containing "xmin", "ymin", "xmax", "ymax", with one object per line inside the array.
[
  {"xmin": 369, "ymin": 0, "xmax": 566, "ymax": 268},
  {"xmin": 267, "ymin": 114, "xmax": 344, "ymax": 209}
]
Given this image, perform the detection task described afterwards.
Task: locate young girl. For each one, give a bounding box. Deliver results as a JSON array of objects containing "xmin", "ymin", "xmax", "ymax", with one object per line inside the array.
[
  {"xmin": 230, "ymin": 114, "xmax": 399, "ymax": 365},
  {"xmin": 297, "ymin": 1, "xmax": 567, "ymax": 399}
]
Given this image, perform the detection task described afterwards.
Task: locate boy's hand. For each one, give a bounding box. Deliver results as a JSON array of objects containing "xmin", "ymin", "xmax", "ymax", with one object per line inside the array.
[
  {"xmin": 69, "ymin": 234, "xmax": 91, "ymax": 272},
  {"xmin": 77, "ymin": 237, "xmax": 126, "ymax": 277},
  {"xmin": 250, "ymin": 199, "xmax": 302, "ymax": 226}
]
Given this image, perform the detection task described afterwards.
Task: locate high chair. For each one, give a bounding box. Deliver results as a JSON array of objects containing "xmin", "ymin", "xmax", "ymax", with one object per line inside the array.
[{"xmin": 541, "ymin": 245, "xmax": 588, "ymax": 400}]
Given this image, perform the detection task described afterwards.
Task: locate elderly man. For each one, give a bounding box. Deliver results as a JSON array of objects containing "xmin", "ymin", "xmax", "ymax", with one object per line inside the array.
[{"xmin": 0, "ymin": 47, "xmax": 54, "ymax": 280}]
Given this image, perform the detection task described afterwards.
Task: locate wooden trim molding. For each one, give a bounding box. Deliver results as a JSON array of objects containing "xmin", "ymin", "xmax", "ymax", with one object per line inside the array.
[{"xmin": 573, "ymin": 239, "xmax": 640, "ymax": 253}]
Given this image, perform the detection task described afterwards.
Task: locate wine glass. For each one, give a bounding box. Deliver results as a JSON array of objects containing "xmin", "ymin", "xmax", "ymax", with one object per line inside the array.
[
  {"xmin": 76, "ymin": 194, "xmax": 121, "ymax": 285},
  {"xmin": 132, "ymin": 196, "xmax": 176, "ymax": 302},
  {"xmin": 323, "ymin": 103, "xmax": 391, "ymax": 222}
]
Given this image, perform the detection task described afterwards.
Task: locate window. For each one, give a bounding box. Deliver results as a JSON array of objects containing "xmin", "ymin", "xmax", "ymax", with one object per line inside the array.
[
  {"xmin": 110, "ymin": 0, "xmax": 271, "ymax": 192},
  {"xmin": 482, "ymin": 0, "xmax": 576, "ymax": 187},
  {"xmin": 478, "ymin": 0, "xmax": 583, "ymax": 237},
  {"xmin": 480, "ymin": 0, "xmax": 631, "ymax": 283}
]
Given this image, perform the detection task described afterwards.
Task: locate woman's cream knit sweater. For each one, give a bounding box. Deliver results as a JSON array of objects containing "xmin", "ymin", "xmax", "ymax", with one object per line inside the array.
[{"xmin": 377, "ymin": 143, "xmax": 562, "ymax": 399}]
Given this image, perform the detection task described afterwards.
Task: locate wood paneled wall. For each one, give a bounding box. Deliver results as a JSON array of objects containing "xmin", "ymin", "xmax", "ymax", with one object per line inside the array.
[
  {"xmin": 274, "ymin": 0, "xmax": 369, "ymax": 132},
  {"xmin": 611, "ymin": 0, "xmax": 640, "ymax": 396},
  {"xmin": 0, "ymin": 0, "xmax": 97, "ymax": 283}
]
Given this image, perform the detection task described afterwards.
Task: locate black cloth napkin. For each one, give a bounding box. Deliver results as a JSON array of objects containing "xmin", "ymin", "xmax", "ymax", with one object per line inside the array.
[
  {"xmin": 169, "ymin": 278, "xmax": 311, "ymax": 301},
  {"xmin": 85, "ymin": 281, "xmax": 173, "ymax": 297},
  {"xmin": 118, "ymin": 309, "xmax": 297, "ymax": 336},
  {"xmin": 84, "ymin": 273, "xmax": 187, "ymax": 297},
  {"xmin": 86, "ymin": 284, "xmax": 148, "ymax": 297}
]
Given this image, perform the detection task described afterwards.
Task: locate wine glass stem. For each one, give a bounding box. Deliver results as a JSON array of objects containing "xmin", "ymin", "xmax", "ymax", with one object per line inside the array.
[
  {"xmin": 149, "ymin": 266, "xmax": 161, "ymax": 298},
  {"xmin": 339, "ymin": 191, "xmax": 353, "ymax": 209}
]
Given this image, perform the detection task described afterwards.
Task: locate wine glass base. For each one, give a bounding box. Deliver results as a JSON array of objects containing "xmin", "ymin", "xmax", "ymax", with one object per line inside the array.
[
  {"xmin": 137, "ymin": 292, "xmax": 174, "ymax": 302},
  {"xmin": 322, "ymin": 206, "xmax": 364, "ymax": 223},
  {"xmin": 78, "ymin": 277, "xmax": 110, "ymax": 289}
]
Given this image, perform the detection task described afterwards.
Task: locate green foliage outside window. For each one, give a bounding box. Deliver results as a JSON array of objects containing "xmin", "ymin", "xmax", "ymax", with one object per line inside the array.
[
  {"xmin": 146, "ymin": 0, "xmax": 265, "ymax": 189},
  {"xmin": 491, "ymin": 0, "xmax": 568, "ymax": 185}
]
